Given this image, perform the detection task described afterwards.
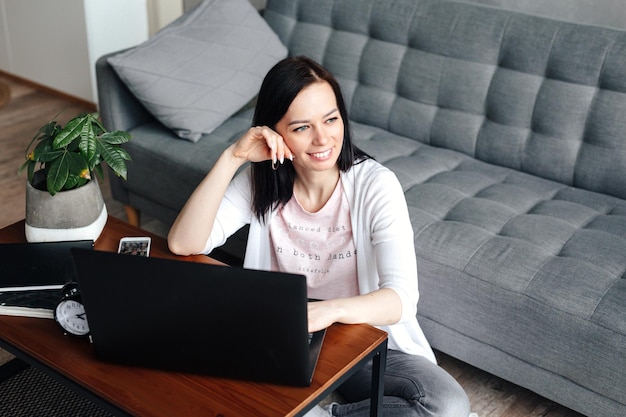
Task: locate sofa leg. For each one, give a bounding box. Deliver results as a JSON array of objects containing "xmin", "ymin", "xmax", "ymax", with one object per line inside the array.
[{"xmin": 124, "ymin": 205, "xmax": 140, "ymax": 226}]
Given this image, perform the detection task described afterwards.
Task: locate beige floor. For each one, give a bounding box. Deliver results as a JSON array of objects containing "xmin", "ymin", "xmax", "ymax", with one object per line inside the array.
[{"xmin": 0, "ymin": 349, "xmax": 13, "ymax": 365}]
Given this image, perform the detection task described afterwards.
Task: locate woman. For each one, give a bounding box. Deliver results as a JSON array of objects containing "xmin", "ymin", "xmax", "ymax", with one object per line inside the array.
[{"xmin": 168, "ymin": 56, "xmax": 471, "ymax": 417}]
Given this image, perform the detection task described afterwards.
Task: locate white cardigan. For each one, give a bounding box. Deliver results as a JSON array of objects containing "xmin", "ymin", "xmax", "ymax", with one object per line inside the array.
[{"xmin": 202, "ymin": 159, "xmax": 436, "ymax": 362}]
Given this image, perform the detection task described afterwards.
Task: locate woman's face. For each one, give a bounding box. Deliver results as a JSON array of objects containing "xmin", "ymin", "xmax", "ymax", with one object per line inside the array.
[{"xmin": 275, "ymin": 81, "xmax": 344, "ymax": 175}]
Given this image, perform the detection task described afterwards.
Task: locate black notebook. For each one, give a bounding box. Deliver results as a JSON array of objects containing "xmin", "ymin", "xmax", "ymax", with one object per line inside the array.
[
  {"xmin": 0, "ymin": 240, "xmax": 94, "ymax": 291},
  {"xmin": 0, "ymin": 240, "xmax": 94, "ymax": 318}
]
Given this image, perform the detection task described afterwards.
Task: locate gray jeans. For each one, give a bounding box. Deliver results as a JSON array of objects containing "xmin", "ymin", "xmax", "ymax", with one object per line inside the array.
[{"xmin": 333, "ymin": 350, "xmax": 470, "ymax": 417}]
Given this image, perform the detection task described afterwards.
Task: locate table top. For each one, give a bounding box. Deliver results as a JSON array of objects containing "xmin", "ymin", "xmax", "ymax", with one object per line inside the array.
[
  {"xmin": 0, "ymin": 216, "xmax": 221, "ymax": 264},
  {"xmin": 0, "ymin": 217, "xmax": 388, "ymax": 417}
]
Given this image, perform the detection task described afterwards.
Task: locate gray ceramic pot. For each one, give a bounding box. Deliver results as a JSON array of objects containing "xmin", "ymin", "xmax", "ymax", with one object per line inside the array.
[{"xmin": 25, "ymin": 172, "xmax": 107, "ymax": 242}]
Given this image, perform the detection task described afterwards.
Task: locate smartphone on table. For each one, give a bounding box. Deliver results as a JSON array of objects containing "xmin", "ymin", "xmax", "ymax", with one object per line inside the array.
[{"xmin": 118, "ymin": 237, "xmax": 151, "ymax": 257}]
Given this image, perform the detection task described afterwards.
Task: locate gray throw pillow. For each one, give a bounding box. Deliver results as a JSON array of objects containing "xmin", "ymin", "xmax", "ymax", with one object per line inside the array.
[{"xmin": 107, "ymin": 0, "xmax": 287, "ymax": 142}]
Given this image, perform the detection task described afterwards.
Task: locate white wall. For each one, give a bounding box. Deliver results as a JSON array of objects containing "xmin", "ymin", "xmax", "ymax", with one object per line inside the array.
[
  {"xmin": 147, "ymin": 0, "xmax": 184, "ymax": 36},
  {"xmin": 0, "ymin": 0, "xmax": 149, "ymax": 104},
  {"xmin": 0, "ymin": 2, "xmax": 8, "ymax": 71},
  {"xmin": 0, "ymin": 0, "xmax": 91, "ymax": 100},
  {"xmin": 85, "ymin": 0, "xmax": 150, "ymax": 102}
]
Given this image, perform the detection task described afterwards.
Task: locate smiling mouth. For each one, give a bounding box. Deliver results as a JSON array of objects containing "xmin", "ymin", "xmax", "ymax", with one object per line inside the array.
[{"xmin": 310, "ymin": 149, "xmax": 332, "ymax": 159}]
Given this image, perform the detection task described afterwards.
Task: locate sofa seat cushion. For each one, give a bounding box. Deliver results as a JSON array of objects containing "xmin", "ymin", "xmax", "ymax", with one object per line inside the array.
[{"xmin": 351, "ymin": 121, "xmax": 626, "ymax": 405}]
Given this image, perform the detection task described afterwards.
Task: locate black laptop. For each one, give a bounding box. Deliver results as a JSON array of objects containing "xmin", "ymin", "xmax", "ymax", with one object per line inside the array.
[
  {"xmin": 71, "ymin": 248, "xmax": 326, "ymax": 386},
  {"xmin": 0, "ymin": 240, "xmax": 94, "ymax": 291}
]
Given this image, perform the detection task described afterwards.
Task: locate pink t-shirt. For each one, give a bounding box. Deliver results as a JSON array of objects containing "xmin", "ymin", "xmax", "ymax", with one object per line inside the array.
[{"xmin": 270, "ymin": 180, "xmax": 358, "ymax": 300}]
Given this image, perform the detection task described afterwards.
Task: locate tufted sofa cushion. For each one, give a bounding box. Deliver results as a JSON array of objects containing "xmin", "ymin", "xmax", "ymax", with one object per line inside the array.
[{"xmin": 265, "ymin": 0, "xmax": 626, "ymax": 201}]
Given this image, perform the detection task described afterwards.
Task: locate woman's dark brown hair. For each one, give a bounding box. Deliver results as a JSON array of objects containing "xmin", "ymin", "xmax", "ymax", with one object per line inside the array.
[{"xmin": 250, "ymin": 56, "xmax": 370, "ymax": 221}]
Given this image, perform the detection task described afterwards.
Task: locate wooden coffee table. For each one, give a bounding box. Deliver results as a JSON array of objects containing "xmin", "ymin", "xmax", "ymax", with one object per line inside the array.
[{"xmin": 0, "ymin": 217, "xmax": 388, "ymax": 416}]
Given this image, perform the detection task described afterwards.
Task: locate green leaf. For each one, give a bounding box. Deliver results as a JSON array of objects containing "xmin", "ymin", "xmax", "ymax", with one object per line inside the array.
[
  {"xmin": 37, "ymin": 120, "xmax": 60, "ymax": 141},
  {"xmin": 46, "ymin": 154, "xmax": 70, "ymax": 195},
  {"xmin": 25, "ymin": 137, "xmax": 53, "ymax": 162},
  {"xmin": 99, "ymin": 131, "xmax": 131, "ymax": 145},
  {"xmin": 78, "ymin": 121, "xmax": 97, "ymax": 162},
  {"xmin": 33, "ymin": 148, "xmax": 64, "ymax": 163},
  {"xmin": 98, "ymin": 142, "xmax": 129, "ymax": 179},
  {"xmin": 67, "ymin": 152, "xmax": 90, "ymax": 179},
  {"xmin": 53, "ymin": 115, "xmax": 89, "ymax": 149},
  {"xmin": 46, "ymin": 150, "xmax": 91, "ymax": 195},
  {"xmin": 76, "ymin": 177, "xmax": 89, "ymax": 189},
  {"xmin": 17, "ymin": 159, "xmax": 35, "ymax": 177},
  {"xmin": 26, "ymin": 160, "xmax": 36, "ymax": 183},
  {"xmin": 118, "ymin": 147, "xmax": 131, "ymax": 161},
  {"xmin": 64, "ymin": 174, "xmax": 79, "ymax": 190},
  {"xmin": 23, "ymin": 121, "xmax": 54, "ymax": 158},
  {"xmin": 90, "ymin": 113, "xmax": 106, "ymax": 135}
]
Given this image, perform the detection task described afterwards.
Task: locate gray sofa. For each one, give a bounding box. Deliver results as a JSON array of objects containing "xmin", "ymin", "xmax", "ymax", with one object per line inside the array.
[{"xmin": 96, "ymin": 0, "xmax": 626, "ymax": 415}]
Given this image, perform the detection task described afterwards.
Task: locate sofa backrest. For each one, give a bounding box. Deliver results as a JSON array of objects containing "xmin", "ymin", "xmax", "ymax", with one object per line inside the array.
[{"xmin": 264, "ymin": 0, "xmax": 626, "ymax": 200}]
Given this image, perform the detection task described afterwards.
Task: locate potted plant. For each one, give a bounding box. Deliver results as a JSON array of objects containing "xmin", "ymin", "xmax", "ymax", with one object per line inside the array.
[{"xmin": 18, "ymin": 112, "xmax": 131, "ymax": 242}]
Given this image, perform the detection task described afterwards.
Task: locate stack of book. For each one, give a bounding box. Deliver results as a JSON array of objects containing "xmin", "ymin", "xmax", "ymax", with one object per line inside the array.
[
  {"xmin": 0, "ymin": 240, "xmax": 93, "ymax": 319},
  {"xmin": 0, "ymin": 290, "xmax": 61, "ymax": 319}
]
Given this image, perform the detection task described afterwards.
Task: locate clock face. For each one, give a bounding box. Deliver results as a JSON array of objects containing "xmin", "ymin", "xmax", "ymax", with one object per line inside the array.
[{"xmin": 55, "ymin": 299, "xmax": 90, "ymax": 336}]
